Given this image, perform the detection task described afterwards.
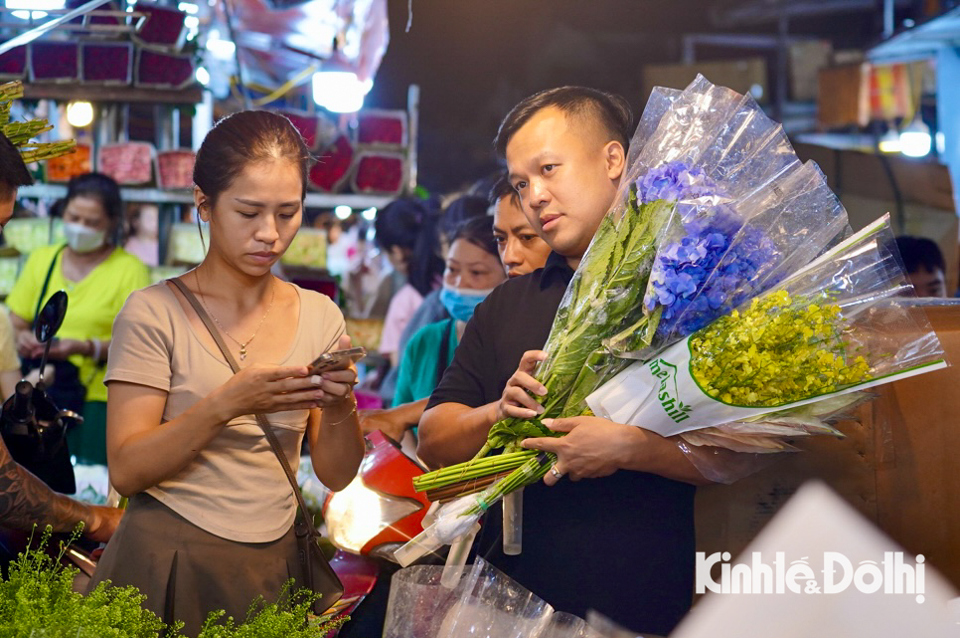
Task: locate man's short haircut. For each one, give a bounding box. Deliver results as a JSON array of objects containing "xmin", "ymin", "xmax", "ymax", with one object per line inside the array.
[
  {"xmin": 0, "ymin": 132, "xmax": 33, "ymax": 199},
  {"xmin": 489, "ymin": 173, "xmax": 519, "ymax": 206},
  {"xmin": 895, "ymin": 236, "xmax": 946, "ymax": 274},
  {"xmin": 493, "ymin": 86, "xmax": 634, "ymax": 159}
]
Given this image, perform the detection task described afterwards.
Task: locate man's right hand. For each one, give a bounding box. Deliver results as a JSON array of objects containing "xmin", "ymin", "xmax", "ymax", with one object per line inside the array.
[{"xmin": 495, "ymin": 349, "xmax": 548, "ymax": 421}]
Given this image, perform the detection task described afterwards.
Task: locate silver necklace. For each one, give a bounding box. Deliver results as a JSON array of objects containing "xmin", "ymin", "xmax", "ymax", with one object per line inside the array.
[{"xmin": 195, "ymin": 270, "xmax": 275, "ymax": 361}]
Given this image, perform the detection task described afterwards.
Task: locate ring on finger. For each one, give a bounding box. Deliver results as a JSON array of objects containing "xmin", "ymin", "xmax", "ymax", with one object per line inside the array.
[{"xmin": 549, "ymin": 465, "xmax": 564, "ymax": 480}]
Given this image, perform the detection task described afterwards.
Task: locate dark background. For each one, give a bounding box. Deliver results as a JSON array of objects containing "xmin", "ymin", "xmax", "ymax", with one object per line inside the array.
[{"xmin": 365, "ymin": 0, "xmax": 941, "ymax": 193}]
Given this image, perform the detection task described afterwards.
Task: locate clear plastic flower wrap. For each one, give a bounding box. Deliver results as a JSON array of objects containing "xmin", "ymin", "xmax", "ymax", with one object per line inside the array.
[
  {"xmin": 383, "ymin": 559, "xmax": 600, "ymax": 638},
  {"xmin": 607, "ymin": 75, "xmax": 853, "ymax": 359},
  {"xmin": 403, "ymin": 74, "xmax": 949, "ymax": 558},
  {"xmin": 586, "ymin": 216, "xmax": 947, "ymax": 440}
]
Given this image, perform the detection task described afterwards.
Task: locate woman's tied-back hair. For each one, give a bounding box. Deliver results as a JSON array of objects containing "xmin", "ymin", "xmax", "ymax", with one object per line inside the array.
[
  {"xmin": 193, "ymin": 110, "xmax": 311, "ymax": 207},
  {"xmin": 493, "ymin": 86, "xmax": 634, "ymax": 159}
]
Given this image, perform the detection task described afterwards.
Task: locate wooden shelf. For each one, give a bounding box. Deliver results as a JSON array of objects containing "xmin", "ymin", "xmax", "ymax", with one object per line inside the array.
[
  {"xmin": 18, "ymin": 183, "xmax": 394, "ymax": 210},
  {"xmin": 22, "ymin": 82, "xmax": 204, "ymax": 105}
]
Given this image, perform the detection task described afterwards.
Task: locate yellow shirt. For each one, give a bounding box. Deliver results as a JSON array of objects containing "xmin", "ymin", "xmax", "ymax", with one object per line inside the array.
[{"xmin": 6, "ymin": 244, "xmax": 151, "ymax": 402}]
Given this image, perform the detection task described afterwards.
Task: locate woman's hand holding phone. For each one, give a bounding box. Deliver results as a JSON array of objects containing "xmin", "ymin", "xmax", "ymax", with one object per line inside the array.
[
  {"xmin": 212, "ymin": 335, "xmax": 360, "ymax": 421},
  {"xmin": 308, "ymin": 335, "xmax": 361, "ymax": 408},
  {"xmin": 214, "ymin": 363, "xmax": 325, "ymax": 420}
]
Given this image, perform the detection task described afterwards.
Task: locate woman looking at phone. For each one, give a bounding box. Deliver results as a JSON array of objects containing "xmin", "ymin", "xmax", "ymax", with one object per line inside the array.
[{"xmin": 91, "ymin": 111, "xmax": 363, "ymax": 634}]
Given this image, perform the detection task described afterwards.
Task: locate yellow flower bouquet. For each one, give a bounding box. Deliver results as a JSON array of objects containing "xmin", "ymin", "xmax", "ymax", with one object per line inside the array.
[{"xmin": 586, "ymin": 215, "xmax": 946, "ymax": 442}]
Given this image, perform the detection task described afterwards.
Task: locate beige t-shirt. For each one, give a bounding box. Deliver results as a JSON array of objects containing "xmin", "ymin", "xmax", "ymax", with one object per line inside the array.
[{"xmin": 105, "ymin": 281, "xmax": 345, "ymax": 542}]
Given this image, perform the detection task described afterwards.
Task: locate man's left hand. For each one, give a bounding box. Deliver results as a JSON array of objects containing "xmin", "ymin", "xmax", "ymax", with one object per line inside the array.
[{"xmin": 521, "ymin": 416, "xmax": 646, "ymax": 486}]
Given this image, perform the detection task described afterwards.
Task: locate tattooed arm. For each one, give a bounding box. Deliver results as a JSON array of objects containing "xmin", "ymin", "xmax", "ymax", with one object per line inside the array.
[{"xmin": 0, "ymin": 438, "xmax": 121, "ymax": 543}]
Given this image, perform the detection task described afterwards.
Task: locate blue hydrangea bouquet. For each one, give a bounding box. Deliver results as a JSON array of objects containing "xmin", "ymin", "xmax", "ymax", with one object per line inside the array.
[{"xmin": 398, "ymin": 76, "xmax": 946, "ymax": 562}]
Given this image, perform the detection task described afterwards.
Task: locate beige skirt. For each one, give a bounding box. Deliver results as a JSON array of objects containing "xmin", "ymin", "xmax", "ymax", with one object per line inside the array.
[{"xmin": 89, "ymin": 493, "xmax": 304, "ymax": 637}]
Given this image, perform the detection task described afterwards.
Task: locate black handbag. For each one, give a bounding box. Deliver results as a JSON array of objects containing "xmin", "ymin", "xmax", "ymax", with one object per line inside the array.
[
  {"xmin": 167, "ymin": 278, "xmax": 344, "ymax": 615},
  {"xmin": 2, "ymin": 245, "xmax": 77, "ymax": 494}
]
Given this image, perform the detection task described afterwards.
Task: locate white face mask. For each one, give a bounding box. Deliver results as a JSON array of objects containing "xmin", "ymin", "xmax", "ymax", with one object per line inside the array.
[{"xmin": 63, "ymin": 222, "xmax": 106, "ymax": 253}]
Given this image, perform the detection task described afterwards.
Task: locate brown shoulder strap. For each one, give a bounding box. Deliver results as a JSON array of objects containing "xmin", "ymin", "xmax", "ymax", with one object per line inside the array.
[{"xmin": 166, "ymin": 277, "xmax": 318, "ymax": 535}]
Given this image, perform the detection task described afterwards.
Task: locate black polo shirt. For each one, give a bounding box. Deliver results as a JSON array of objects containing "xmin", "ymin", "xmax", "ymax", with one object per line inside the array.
[{"xmin": 427, "ymin": 252, "xmax": 696, "ymax": 636}]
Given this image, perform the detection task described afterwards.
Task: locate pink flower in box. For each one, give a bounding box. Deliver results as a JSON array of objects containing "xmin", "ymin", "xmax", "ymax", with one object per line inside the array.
[
  {"xmin": 136, "ymin": 50, "xmax": 194, "ymax": 89},
  {"xmin": 98, "ymin": 142, "xmax": 155, "ymax": 185},
  {"xmin": 357, "ymin": 110, "xmax": 407, "ymax": 146},
  {"xmin": 133, "ymin": 2, "xmax": 186, "ymax": 49},
  {"xmin": 352, "ymin": 152, "xmax": 404, "ymax": 195},
  {"xmin": 157, "ymin": 150, "xmax": 196, "ymax": 189},
  {"xmin": 82, "ymin": 43, "xmax": 133, "ymax": 85},
  {"xmin": 309, "ymin": 135, "xmax": 354, "ymax": 192},
  {"xmin": 30, "ymin": 42, "xmax": 78, "ymax": 83},
  {"xmin": 0, "ymin": 46, "xmax": 27, "ymax": 79}
]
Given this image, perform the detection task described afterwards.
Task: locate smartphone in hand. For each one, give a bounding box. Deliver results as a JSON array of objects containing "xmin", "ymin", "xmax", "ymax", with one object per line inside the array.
[{"xmin": 308, "ymin": 346, "xmax": 367, "ymax": 375}]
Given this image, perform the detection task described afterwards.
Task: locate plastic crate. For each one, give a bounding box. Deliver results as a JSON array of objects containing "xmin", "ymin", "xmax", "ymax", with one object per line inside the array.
[
  {"xmin": 98, "ymin": 142, "xmax": 155, "ymax": 185},
  {"xmin": 157, "ymin": 149, "xmax": 196, "ymax": 189},
  {"xmin": 308, "ymin": 134, "xmax": 354, "ymax": 193},
  {"xmin": 355, "ymin": 109, "xmax": 407, "ymax": 147},
  {"xmin": 0, "ymin": 45, "xmax": 27, "ymax": 80},
  {"xmin": 46, "ymin": 144, "xmax": 92, "ymax": 183},
  {"xmin": 65, "ymin": 0, "xmax": 122, "ymax": 27},
  {"xmin": 135, "ymin": 49, "xmax": 195, "ymax": 90},
  {"xmin": 350, "ymin": 151, "xmax": 405, "ymax": 196},
  {"xmin": 81, "ymin": 42, "xmax": 133, "ymax": 85},
  {"xmin": 29, "ymin": 42, "xmax": 79, "ymax": 83},
  {"xmin": 132, "ymin": 2, "xmax": 186, "ymax": 51}
]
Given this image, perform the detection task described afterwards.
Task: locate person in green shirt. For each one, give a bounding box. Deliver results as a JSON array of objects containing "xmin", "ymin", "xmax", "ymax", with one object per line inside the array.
[{"xmin": 7, "ymin": 173, "xmax": 150, "ymax": 466}]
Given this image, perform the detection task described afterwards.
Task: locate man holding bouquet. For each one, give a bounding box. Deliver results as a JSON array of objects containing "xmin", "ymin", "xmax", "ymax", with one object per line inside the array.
[{"xmin": 419, "ymin": 87, "xmax": 714, "ymax": 635}]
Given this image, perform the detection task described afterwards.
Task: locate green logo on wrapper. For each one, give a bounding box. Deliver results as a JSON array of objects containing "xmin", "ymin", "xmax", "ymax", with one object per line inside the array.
[{"xmin": 649, "ymin": 358, "xmax": 692, "ymax": 424}]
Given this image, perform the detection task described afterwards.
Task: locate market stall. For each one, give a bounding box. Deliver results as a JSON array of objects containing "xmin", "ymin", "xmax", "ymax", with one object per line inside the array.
[{"xmin": 1, "ymin": 1, "xmax": 959, "ymax": 637}]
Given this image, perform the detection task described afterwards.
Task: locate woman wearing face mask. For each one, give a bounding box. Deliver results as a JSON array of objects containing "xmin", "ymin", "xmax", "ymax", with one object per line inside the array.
[
  {"xmin": 392, "ymin": 216, "xmax": 506, "ymax": 409},
  {"xmin": 7, "ymin": 172, "xmax": 150, "ymax": 466}
]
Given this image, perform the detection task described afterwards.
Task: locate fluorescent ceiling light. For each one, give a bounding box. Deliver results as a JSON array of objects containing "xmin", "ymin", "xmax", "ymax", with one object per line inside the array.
[
  {"xmin": 6, "ymin": 0, "xmax": 64, "ymax": 9},
  {"xmin": 11, "ymin": 10, "xmax": 47, "ymax": 19},
  {"xmin": 312, "ymin": 71, "xmax": 370, "ymax": 114}
]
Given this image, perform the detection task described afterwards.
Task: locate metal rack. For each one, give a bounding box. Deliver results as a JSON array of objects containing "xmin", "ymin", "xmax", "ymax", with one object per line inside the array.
[
  {"xmin": 17, "ymin": 183, "xmax": 394, "ymax": 210},
  {"xmin": 698, "ymin": 0, "xmax": 918, "ymax": 122}
]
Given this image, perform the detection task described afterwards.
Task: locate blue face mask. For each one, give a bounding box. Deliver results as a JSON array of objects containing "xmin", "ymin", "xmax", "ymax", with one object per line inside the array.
[{"xmin": 440, "ymin": 284, "xmax": 494, "ymax": 323}]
